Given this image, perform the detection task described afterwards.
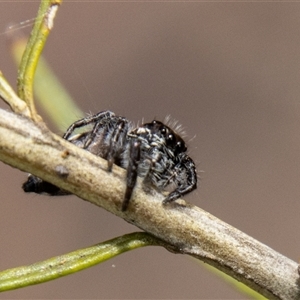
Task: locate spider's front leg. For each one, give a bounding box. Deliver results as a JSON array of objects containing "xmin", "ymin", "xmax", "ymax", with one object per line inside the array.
[
  {"xmin": 63, "ymin": 110, "xmax": 115, "ymax": 143},
  {"xmin": 106, "ymin": 117, "xmax": 129, "ymax": 172},
  {"xmin": 162, "ymin": 155, "xmax": 197, "ymax": 205},
  {"xmin": 122, "ymin": 139, "xmax": 141, "ymax": 211}
]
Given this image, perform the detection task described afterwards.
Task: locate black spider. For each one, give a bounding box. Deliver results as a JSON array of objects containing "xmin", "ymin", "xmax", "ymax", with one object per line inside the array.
[{"xmin": 23, "ymin": 111, "xmax": 197, "ymax": 211}]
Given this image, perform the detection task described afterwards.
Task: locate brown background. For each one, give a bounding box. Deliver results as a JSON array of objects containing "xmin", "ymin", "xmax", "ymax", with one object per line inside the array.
[{"xmin": 0, "ymin": 2, "xmax": 300, "ymax": 299}]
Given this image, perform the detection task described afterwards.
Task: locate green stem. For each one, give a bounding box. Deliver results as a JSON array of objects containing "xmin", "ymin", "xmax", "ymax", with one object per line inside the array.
[
  {"xmin": 10, "ymin": 36, "xmax": 84, "ymax": 129},
  {"xmin": 0, "ymin": 232, "xmax": 162, "ymax": 292},
  {"xmin": 17, "ymin": 0, "xmax": 62, "ymax": 122}
]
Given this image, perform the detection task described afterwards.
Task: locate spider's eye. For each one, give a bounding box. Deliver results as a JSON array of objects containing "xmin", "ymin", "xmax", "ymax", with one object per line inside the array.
[
  {"xmin": 167, "ymin": 133, "xmax": 182, "ymax": 151},
  {"xmin": 176, "ymin": 141, "xmax": 187, "ymax": 153},
  {"xmin": 167, "ymin": 133, "xmax": 174, "ymax": 143}
]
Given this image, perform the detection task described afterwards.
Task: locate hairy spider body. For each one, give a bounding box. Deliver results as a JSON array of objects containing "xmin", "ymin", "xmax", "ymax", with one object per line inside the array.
[{"xmin": 23, "ymin": 111, "xmax": 197, "ymax": 211}]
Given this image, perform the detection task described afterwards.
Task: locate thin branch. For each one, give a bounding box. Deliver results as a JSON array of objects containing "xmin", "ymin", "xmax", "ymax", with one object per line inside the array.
[
  {"xmin": 17, "ymin": 0, "xmax": 61, "ymax": 121},
  {"xmin": 0, "ymin": 108, "xmax": 298, "ymax": 300},
  {"xmin": 0, "ymin": 232, "xmax": 165, "ymax": 292},
  {"xmin": 8, "ymin": 34, "xmax": 84, "ymax": 130},
  {"xmin": 0, "ymin": 72, "xmax": 31, "ymax": 118}
]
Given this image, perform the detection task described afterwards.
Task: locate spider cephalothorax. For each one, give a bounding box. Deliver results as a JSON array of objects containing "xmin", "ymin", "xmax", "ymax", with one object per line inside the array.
[{"xmin": 23, "ymin": 111, "xmax": 197, "ymax": 211}]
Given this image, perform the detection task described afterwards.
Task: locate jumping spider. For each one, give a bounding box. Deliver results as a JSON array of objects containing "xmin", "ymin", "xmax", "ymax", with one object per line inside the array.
[{"xmin": 23, "ymin": 111, "xmax": 197, "ymax": 211}]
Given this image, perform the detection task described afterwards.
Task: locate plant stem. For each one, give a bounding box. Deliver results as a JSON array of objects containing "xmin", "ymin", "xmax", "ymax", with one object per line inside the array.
[
  {"xmin": 0, "ymin": 72, "xmax": 31, "ymax": 118},
  {"xmin": 9, "ymin": 35, "xmax": 83, "ymax": 130},
  {"xmin": 17, "ymin": 0, "xmax": 62, "ymax": 122},
  {"xmin": 0, "ymin": 232, "xmax": 162, "ymax": 291},
  {"xmin": 0, "ymin": 108, "xmax": 298, "ymax": 300}
]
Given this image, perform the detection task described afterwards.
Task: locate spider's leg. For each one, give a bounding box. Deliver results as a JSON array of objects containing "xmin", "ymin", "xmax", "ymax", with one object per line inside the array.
[
  {"xmin": 107, "ymin": 118, "xmax": 129, "ymax": 171},
  {"xmin": 163, "ymin": 155, "xmax": 197, "ymax": 204},
  {"xmin": 63, "ymin": 111, "xmax": 115, "ymax": 140},
  {"xmin": 142, "ymin": 150, "xmax": 161, "ymax": 186},
  {"xmin": 122, "ymin": 139, "xmax": 140, "ymax": 211},
  {"xmin": 22, "ymin": 175, "xmax": 70, "ymax": 195},
  {"xmin": 83, "ymin": 120, "xmax": 108, "ymax": 149}
]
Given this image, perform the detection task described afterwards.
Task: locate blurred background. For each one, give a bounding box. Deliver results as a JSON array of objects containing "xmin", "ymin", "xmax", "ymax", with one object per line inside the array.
[{"xmin": 1, "ymin": 1, "xmax": 300, "ymax": 298}]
